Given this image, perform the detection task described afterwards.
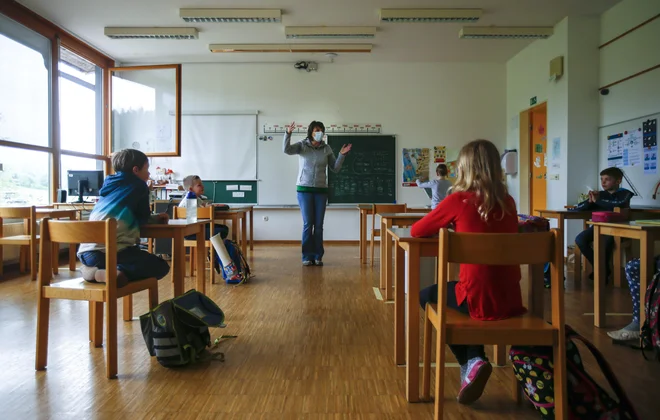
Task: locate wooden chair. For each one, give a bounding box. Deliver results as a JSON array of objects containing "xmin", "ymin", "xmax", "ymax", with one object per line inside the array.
[
  {"xmin": 35, "ymin": 218, "xmax": 159, "ymax": 379},
  {"xmin": 0, "ymin": 206, "xmax": 38, "ymax": 280},
  {"xmin": 173, "ymin": 206, "xmax": 217, "ymax": 284},
  {"xmin": 422, "ymin": 228, "xmax": 567, "ymax": 419},
  {"xmin": 370, "ymin": 204, "xmax": 407, "ymax": 266}
]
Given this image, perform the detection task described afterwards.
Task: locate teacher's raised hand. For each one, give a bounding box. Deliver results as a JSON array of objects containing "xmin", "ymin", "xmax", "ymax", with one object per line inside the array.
[
  {"xmin": 286, "ymin": 121, "xmax": 296, "ymax": 134},
  {"xmin": 340, "ymin": 144, "xmax": 352, "ymax": 155}
]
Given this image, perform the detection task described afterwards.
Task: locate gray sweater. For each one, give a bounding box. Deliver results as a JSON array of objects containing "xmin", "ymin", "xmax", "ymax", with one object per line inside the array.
[
  {"xmin": 283, "ymin": 132, "xmax": 345, "ymax": 188},
  {"xmin": 416, "ymin": 178, "xmax": 452, "ymax": 209}
]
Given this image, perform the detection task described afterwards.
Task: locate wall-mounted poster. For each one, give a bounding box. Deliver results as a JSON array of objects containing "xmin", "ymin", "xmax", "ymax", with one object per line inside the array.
[
  {"xmin": 402, "ymin": 148, "xmax": 430, "ymax": 186},
  {"xmin": 434, "ymin": 146, "xmax": 446, "ymax": 163}
]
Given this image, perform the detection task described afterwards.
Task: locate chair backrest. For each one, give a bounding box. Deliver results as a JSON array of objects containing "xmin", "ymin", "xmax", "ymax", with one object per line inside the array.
[
  {"xmin": 437, "ymin": 228, "xmax": 564, "ymax": 326},
  {"xmin": 0, "ymin": 206, "xmax": 36, "ymax": 236},
  {"xmin": 39, "ymin": 218, "xmax": 118, "ymax": 289},
  {"xmin": 173, "ymin": 206, "xmax": 214, "ymax": 221},
  {"xmin": 372, "ymin": 204, "xmax": 408, "ymax": 229}
]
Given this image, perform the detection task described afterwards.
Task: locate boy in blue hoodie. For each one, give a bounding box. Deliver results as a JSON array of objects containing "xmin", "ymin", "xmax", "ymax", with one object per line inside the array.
[
  {"xmin": 77, "ymin": 149, "xmax": 170, "ymax": 287},
  {"xmin": 572, "ymin": 167, "xmax": 633, "ymax": 280}
]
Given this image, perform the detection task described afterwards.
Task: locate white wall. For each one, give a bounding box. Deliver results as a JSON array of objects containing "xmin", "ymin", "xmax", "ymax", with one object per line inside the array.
[
  {"xmin": 177, "ymin": 61, "xmax": 506, "ymax": 240},
  {"xmin": 599, "ymin": 0, "xmax": 660, "ymax": 127}
]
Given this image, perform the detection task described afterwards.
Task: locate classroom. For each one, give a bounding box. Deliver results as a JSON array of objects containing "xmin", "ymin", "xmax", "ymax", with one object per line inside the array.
[{"xmin": 1, "ymin": 0, "xmax": 659, "ymax": 418}]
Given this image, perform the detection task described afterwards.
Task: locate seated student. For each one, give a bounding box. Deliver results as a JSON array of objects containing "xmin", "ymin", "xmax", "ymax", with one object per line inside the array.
[
  {"xmin": 416, "ymin": 163, "xmax": 453, "ymax": 209},
  {"xmin": 412, "ymin": 139, "xmax": 524, "ymax": 405},
  {"xmin": 571, "ymin": 167, "xmax": 633, "ymax": 280},
  {"xmin": 78, "ymin": 149, "xmax": 170, "ymax": 287},
  {"xmin": 608, "ymin": 256, "xmax": 660, "ymax": 341},
  {"xmin": 179, "ymin": 175, "xmax": 241, "ymax": 281}
]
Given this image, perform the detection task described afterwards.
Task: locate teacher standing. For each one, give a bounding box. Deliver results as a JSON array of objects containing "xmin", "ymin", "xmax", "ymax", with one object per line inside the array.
[{"xmin": 283, "ymin": 120, "xmax": 352, "ymax": 266}]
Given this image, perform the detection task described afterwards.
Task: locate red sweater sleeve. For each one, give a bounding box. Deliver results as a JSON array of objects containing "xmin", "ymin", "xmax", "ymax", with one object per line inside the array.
[{"xmin": 411, "ymin": 193, "xmax": 461, "ymax": 237}]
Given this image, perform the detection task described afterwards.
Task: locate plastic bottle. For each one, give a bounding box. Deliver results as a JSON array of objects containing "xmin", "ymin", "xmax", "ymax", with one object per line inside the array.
[{"xmin": 185, "ymin": 191, "xmax": 197, "ymax": 223}]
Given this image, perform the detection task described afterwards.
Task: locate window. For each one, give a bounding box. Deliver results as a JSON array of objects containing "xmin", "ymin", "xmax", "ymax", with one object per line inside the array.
[
  {"xmin": 0, "ymin": 146, "xmax": 50, "ymax": 205},
  {"xmin": 59, "ymin": 47, "xmax": 102, "ymax": 155}
]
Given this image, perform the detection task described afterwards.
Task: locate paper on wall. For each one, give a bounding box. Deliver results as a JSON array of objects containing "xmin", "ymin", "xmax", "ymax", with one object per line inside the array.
[
  {"xmin": 232, "ymin": 192, "xmax": 245, "ymax": 198},
  {"xmin": 644, "ymin": 146, "xmax": 657, "ymax": 175},
  {"xmin": 623, "ymin": 129, "xmax": 642, "ymax": 167},
  {"xmin": 239, "ymin": 185, "xmax": 252, "ymax": 191},
  {"xmin": 607, "ymin": 133, "xmax": 623, "ymax": 168},
  {"xmin": 226, "ymin": 185, "xmax": 238, "ymax": 191}
]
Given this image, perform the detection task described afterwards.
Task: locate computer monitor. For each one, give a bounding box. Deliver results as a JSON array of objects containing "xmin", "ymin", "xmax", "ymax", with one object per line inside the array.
[{"xmin": 67, "ymin": 170, "xmax": 104, "ymax": 203}]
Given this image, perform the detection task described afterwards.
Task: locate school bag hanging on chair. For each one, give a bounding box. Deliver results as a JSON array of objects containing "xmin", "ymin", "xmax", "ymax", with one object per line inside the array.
[
  {"xmin": 140, "ymin": 289, "xmax": 226, "ymax": 367},
  {"xmin": 517, "ymin": 214, "xmax": 553, "ymax": 288},
  {"xmin": 509, "ymin": 325, "xmax": 638, "ymax": 420}
]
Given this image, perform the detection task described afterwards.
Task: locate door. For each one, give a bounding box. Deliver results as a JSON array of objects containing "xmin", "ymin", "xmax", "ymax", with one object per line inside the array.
[{"xmin": 529, "ymin": 103, "xmax": 547, "ymax": 213}]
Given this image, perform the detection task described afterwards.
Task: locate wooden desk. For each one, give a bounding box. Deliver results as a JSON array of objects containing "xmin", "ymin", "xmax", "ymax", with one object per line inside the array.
[
  {"xmin": 536, "ymin": 209, "xmax": 592, "ymax": 281},
  {"xmin": 230, "ymin": 205, "xmax": 254, "ymax": 251},
  {"xmin": 356, "ymin": 204, "xmax": 431, "ymax": 264},
  {"xmin": 379, "ymin": 213, "xmax": 427, "ymax": 301},
  {"xmin": 50, "ymin": 202, "xmax": 95, "ymax": 219},
  {"xmin": 589, "ymin": 221, "xmax": 660, "ymax": 329},
  {"xmin": 36, "ymin": 208, "xmax": 78, "ymax": 273},
  {"xmin": 389, "ymin": 227, "xmax": 545, "ymax": 403},
  {"xmin": 214, "ymin": 209, "xmax": 247, "ymax": 255}
]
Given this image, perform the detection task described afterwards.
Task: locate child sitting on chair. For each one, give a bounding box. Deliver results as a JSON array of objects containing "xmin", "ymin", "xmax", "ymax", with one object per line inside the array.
[
  {"xmin": 412, "ymin": 139, "xmax": 524, "ymax": 405},
  {"xmin": 78, "ymin": 149, "xmax": 170, "ymax": 287},
  {"xmin": 179, "ymin": 175, "xmax": 240, "ymax": 282},
  {"xmin": 416, "ymin": 163, "xmax": 453, "ymax": 209}
]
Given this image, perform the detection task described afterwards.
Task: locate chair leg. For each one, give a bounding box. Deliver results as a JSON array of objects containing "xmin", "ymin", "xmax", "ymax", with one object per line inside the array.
[
  {"xmin": 30, "ymin": 240, "xmax": 37, "ymax": 281},
  {"xmin": 370, "ymin": 233, "xmax": 375, "ymax": 267},
  {"xmin": 493, "ymin": 345, "xmax": 507, "ymax": 366},
  {"xmin": 422, "ymin": 307, "xmax": 433, "ymax": 401},
  {"xmin": 148, "ymin": 285, "xmax": 159, "ymax": 310},
  {"xmin": 68, "ymin": 244, "xmax": 76, "ymax": 271},
  {"xmin": 123, "ymin": 295, "xmax": 133, "ymax": 321},
  {"xmin": 209, "ymin": 246, "xmax": 215, "ymax": 285},
  {"xmin": 553, "ymin": 342, "xmax": 568, "ymax": 419},
  {"xmin": 434, "ymin": 319, "xmax": 446, "ymax": 420},
  {"xmin": 19, "ymin": 246, "xmax": 26, "ymax": 273},
  {"xmin": 147, "ymin": 238, "xmax": 153, "ymax": 254},
  {"xmin": 511, "ymin": 371, "xmax": 522, "ymax": 404},
  {"xmin": 35, "ymin": 295, "xmax": 51, "ymax": 370},
  {"xmin": 92, "ymin": 301, "xmax": 103, "ymax": 347},
  {"xmin": 52, "ymin": 242, "xmax": 59, "ymax": 274},
  {"xmin": 88, "ymin": 302, "xmax": 94, "ymax": 342},
  {"xmin": 106, "ymin": 299, "xmax": 118, "ymax": 379},
  {"xmin": 189, "ymin": 247, "xmax": 195, "ymax": 277}
]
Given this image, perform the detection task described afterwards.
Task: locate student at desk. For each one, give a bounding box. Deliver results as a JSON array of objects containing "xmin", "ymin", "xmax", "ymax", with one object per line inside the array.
[
  {"xmin": 571, "ymin": 167, "xmax": 633, "ymax": 280},
  {"xmin": 412, "ymin": 139, "xmax": 523, "ymax": 405}
]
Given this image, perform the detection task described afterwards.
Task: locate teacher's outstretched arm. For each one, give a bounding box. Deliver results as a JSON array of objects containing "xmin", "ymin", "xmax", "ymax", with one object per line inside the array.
[
  {"xmin": 328, "ymin": 143, "xmax": 352, "ymax": 172},
  {"xmin": 283, "ymin": 120, "xmax": 303, "ymax": 155}
]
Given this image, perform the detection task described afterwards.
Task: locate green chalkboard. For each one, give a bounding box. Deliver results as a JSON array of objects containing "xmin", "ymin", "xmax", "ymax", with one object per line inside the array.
[
  {"xmin": 327, "ymin": 135, "xmax": 396, "ymax": 204},
  {"xmin": 201, "ymin": 180, "xmax": 257, "ymax": 204}
]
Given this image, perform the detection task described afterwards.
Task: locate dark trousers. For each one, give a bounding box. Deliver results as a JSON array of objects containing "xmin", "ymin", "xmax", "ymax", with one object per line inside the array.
[
  {"xmin": 419, "ymin": 282, "xmax": 487, "ymax": 365},
  {"xmin": 575, "ymin": 226, "xmax": 614, "ymax": 275},
  {"xmin": 297, "ymin": 191, "xmax": 328, "ymax": 262},
  {"xmin": 79, "ymin": 246, "xmax": 170, "ymax": 281},
  {"xmin": 185, "ymin": 224, "xmax": 229, "ymax": 267}
]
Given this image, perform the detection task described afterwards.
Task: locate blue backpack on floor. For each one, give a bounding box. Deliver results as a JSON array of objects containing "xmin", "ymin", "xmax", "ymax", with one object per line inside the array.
[{"xmin": 222, "ymin": 239, "xmax": 251, "ymax": 285}]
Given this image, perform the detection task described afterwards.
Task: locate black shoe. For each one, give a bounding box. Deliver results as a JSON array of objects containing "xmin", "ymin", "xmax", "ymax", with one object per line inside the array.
[{"xmin": 314, "ymin": 260, "xmax": 323, "ymax": 266}]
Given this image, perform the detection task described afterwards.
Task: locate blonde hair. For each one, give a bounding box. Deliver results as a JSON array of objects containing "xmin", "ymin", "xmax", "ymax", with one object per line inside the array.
[
  {"xmin": 183, "ymin": 175, "xmax": 201, "ymax": 190},
  {"xmin": 452, "ymin": 139, "xmax": 511, "ymax": 221}
]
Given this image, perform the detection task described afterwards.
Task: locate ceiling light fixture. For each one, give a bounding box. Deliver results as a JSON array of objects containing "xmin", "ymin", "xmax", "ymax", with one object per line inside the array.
[
  {"xmin": 104, "ymin": 27, "xmax": 198, "ymax": 39},
  {"xmin": 459, "ymin": 26, "xmax": 554, "ymax": 39},
  {"xmin": 285, "ymin": 26, "xmax": 377, "ymax": 39},
  {"xmin": 209, "ymin": 44, "xmax": 372, "ymax": 53},
  {"xmin": 180, "ymin": 8, "xmax": 281, "ymax": 23},
  {"xmin": 380, "ymin": 8, "xmax": 482, "ymax": 23}
]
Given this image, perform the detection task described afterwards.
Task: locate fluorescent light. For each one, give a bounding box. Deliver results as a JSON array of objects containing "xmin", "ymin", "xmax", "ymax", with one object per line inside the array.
[
  {"xmin": 285, "ymin": 26, "xmax": 377, "ymax": 39},
  {"xmin": 180, "ymin": 8, "xmax": 281, "ymax": 23},
  {"xmin": 380, "ymin": 8, "xmax": 482, "ymax": 22},
  {"xmin": 209, "ymin": 44, "xmax": 372, "ymax": 53},
  {"xmin": 459, "ymin": 27, "xmax": 554, "ymax": 39},
  {"xmin": 104, "ymin": 27, "xmax": 198, "ymax": 39}
]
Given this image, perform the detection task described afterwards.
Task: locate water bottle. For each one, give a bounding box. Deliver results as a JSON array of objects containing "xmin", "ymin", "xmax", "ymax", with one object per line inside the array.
[{"xmin": 185, "ymin": 191, "xmax": 197, "ymax": 223}]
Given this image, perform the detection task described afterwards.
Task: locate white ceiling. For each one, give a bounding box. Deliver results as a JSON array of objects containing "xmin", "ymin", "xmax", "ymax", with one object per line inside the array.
[{"xmin": 17, "ymin": 0, "xmax": 620, "ymax": 64}]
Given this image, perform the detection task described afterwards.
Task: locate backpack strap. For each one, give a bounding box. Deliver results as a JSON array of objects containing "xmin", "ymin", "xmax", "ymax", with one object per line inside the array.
[{"xmin": 566, "ymin": 328, "xmax": 639, "ymax": 419}]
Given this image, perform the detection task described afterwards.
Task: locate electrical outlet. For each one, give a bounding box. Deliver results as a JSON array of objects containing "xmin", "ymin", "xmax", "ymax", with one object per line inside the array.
[
  {"xmin": 550, "ymin": 174, "xmax": 559, "ymax": 180},
  {"xmin": 263, "ymin": 216, "xmax": 269, "ymax": 222}
]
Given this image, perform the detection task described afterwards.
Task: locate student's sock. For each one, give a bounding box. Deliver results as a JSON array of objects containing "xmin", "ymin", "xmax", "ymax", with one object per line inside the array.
[
  {"xmin": 623, "ymin": 321, "xmax": 640, "ymax": 331},
  {"xmin": 81, "ymin": 265, "xmax": 98, "ymax": 281},
  {"xmin": 94, "ymin": 270, "xmax": 129, "ymax": 288}
]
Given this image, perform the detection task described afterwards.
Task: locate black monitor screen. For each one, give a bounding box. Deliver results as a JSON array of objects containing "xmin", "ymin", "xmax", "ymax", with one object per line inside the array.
[{"xmin": 67, "ymin": 170, "xmax": 104, "ymax": 202}]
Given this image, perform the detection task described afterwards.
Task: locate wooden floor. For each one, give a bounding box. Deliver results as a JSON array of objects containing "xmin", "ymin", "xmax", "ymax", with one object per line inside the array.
[{"xmin": 0, "ymin": 244, "xmax": 657, "ymax": 419}]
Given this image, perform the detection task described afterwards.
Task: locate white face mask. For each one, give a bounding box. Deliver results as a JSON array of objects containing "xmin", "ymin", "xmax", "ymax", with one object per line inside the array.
[{"xmin": 313, "ymin": 132, "xmax": 323, "ymax": 141}]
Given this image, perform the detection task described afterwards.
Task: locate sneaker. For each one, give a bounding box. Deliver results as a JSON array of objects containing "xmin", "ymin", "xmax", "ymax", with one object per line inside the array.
[
  {"xmin": 607, "ymin": 328, "xmax": 640, "ymax": 341},
  {"xmin": 314, "ymin": 260, "xmax": 323, "ymax": 266},
  {"xmin": 457, "ymin": 358, "xmax": 492, "ymax": 404},
  {"xmin": 302, "ymin": 260, "xmax": 315, "ymax": 266}
]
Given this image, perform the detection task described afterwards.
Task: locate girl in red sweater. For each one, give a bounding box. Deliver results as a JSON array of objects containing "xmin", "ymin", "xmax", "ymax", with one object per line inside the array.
[{"xmin": 411, "ymin": 139, "xmax": 524, "ymax": 405}]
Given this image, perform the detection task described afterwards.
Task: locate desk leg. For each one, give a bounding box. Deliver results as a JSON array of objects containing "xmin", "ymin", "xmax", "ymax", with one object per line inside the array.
[
  {"xmin": 639, "ymin": 232, "xmax": 652, "ymax": 330},
  {"xmin": 196, "ymin": 225, "xmax": 206, "ymax": 295},
  {"xmin": 249, "ymin": 209, "xmax": 254, "ymax": 251},
  {"xmin": 172, "ymin": 231, "xmax": 185, "ymax": 297},
  {"xmin": 123, "ymin": 295, "xmax": 133, "ymax": 321},
  {"xmin": 594, "ymin": 226, "xmax": 606, "ymax": 327},
  {"xmin": 613, "ymin": 237, "xmax": 622, "ymax": 287},
  {"xmin": 359, "ymin": 210, "xmax": 365, "ymax": 263},
  {"xmin": 384, "ymin": 219, "xmax": 394, "ymax": 301},
  {"xmin": 394, "ymin": 243, "xmax": 405, "ymax": 365},
  {"xmin": 380, "ymin": 218, "xmax": 386, "ymax": 289},
  {"xmin": 241, "ymin": 213, "xmax": 247, "ymax": 256},
  {"xmin": 231, "ymin": 216, "xmax": 238, "ymax": 243},
  {"xmin": 406, "ymin": 243, "xmax": 421, "ymax": 402}
]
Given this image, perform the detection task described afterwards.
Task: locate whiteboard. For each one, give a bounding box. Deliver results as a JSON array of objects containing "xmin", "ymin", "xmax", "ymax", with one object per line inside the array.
[
  {"xmin": 258, "ymin": 133, "xmax": 302, "ymax": 205},
  {"xmin": 153, "ymin": 114, "xmax": 257, "ymax": 180},
  {"xmin": 599, "ymin": 112, "xmax": 660, "ymax": 207}
]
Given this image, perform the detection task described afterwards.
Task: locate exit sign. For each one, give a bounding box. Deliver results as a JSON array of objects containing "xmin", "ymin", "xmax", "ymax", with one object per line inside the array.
[{"xmin": 530, "ymin": 96, "xmax": 537, "ymax": 106}]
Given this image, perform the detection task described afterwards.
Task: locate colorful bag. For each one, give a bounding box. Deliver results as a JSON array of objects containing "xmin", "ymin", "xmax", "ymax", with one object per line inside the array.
[
  {"xmin": 221, "ymin": 239, "xmax": 251, "ymax": 285},
  {"xmin": 518, "ymin": 214, "xmax": 552, "ymax": 288},
  {"xmin": 641, "ymin": 270, "xmax": 660, "ymax": 361},
  {"xmin": 510, "ymin": 325, "xmax": 638, "ymax": 420}
]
